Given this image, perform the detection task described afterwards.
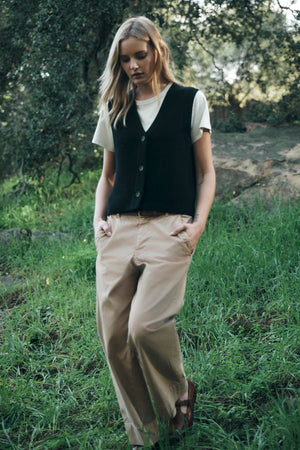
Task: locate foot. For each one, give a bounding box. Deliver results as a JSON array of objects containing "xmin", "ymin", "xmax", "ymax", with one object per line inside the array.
[
  {"xmin": 132, "ymin": 443, "xmax": 159, "ymax": 449},
  {"xmin": 177, "ymin": 387, "xmax": 189, "ymax": 414},
  {"xmin": 168, "ymin": 379, "xmax": 196, "ymax": 434}
]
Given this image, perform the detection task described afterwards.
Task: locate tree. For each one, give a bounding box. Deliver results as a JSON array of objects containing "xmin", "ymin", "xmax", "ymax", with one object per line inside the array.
[
  {"xmin": 175, "ymin": 0, "xmax": 300, "ymax": 126},
  {"xmin": 0, "ymin": 0, "xmax": 299, "ymax": 186},
  {"xmin": 0, "ymin": 0, "xmax": 174, "ymax": 186}
]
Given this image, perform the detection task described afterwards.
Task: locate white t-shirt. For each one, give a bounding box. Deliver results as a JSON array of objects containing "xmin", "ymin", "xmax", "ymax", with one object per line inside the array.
[{"xmin": 92, "ymin": 83, "xmax": 211, "ymax": 152}]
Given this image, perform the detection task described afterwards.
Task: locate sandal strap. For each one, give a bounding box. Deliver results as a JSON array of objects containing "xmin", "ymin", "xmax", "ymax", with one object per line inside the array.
[{"xmin": 175, "ymin": 399, "xmax": 191, "ymax": 407}]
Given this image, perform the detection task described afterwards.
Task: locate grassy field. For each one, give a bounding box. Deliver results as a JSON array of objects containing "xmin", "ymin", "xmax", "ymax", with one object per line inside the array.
[{"xmin": 0, "ymin": 166, "xmax": 299, "ymax": 449}]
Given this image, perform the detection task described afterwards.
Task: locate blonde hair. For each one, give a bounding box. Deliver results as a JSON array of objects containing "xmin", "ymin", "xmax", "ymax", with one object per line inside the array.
[{"xmin": 98, "ymin": 16, "xmax": 175, "ymax": 127}]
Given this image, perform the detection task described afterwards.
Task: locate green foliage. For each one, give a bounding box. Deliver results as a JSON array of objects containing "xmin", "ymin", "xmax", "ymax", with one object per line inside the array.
[
  {"xmin": 0, "ymin": 1, "xmax": 299, "ymax": 180},
  {"xmin": 0, "ymin": 0, "xmax": 175, "ymax": 184},
  {"xmin": 1, "ymin": 0, "xmax": 120, "ymax": 181},
  {"xmin": 212, "ymin": 109, "xmax": 247, "ymax": 132},
  {"xmin": 0, "ymin": 169, "xmax": 299, "ymax": 448},
  {"xmin": 244, "ymin": 91, "xmax": 300, "ymax": 125},
  {"xmin": 183, "ymin": 1, "xmax": 299, "ymax": 128}
]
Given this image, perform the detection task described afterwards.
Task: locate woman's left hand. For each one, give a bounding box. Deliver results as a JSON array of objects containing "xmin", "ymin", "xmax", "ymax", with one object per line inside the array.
[{"xmin": 170, "ymin": 220, "xmax": 205, "ymax": 252}]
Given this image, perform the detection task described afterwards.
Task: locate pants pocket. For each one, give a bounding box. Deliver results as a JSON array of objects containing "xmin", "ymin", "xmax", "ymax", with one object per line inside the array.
[
  {"xmin": 172, "ymin": 214, "xmax": 194, "ymax": 256},
  {"xmin": 95, "ymin": 216, "xmax": 114, "ymax": 250}
]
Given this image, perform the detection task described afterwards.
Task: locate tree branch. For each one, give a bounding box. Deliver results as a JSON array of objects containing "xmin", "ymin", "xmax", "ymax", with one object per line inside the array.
[
  {"xmin": 276, "ymin": 0, "xmax": 299, "ymax": 17},
  {"xmin": 194, "ymin": 36, "xmax": 225, "ymax": 81},
  {"xmin": 56, "ymin": 153, "xmax": 80, "ymax": 188},
  {"xmin": 63, "ymin": 153, "xmax": 80, "ymax": 189}
]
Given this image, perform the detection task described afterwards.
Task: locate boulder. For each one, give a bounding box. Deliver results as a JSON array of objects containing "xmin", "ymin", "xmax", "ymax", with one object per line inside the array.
[
  {"xmin": 31, "ymin": 229, "xmax": 71, "ymax": 242},
  {"xmin": 0, "ymin": 228, "xmax": 71, "ymax": 253},
  {"xmin": 0, "ymin": 228, "xmax": 31, "ymax": 251},
  {"xmin": 212, "ymin": 130, "xmax": 300, "ymax": 206}
]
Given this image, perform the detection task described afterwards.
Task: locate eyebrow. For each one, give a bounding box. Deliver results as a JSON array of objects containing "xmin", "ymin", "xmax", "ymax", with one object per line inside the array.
[{"xmin": 120, "ymin": 50, "xmax": 148, "ymax": 57}]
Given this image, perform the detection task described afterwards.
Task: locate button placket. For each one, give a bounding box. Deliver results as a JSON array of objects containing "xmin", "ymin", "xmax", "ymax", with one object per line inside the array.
[{"xmin": 134, "ymin": 135, "xmax": 147, "ymax": 208}]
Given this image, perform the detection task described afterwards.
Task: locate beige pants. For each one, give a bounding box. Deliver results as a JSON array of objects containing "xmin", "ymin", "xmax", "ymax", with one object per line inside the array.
[{"xmin": 95, "ymin": 213, "xmax": 193, "ymax": 446}]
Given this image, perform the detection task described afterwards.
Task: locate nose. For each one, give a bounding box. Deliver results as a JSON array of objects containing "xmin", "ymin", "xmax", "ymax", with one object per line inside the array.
[{"xmin": 129, "ymin": 58, "xmax": 138, "ymax": 70}]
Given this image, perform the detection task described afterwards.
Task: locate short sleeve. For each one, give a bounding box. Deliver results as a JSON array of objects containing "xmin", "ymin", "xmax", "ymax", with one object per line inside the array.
[
  {"xmin": 92, "ymin": 109, "xmax": 115, "ymax": 152},
  {"xmin": 191, "ymin": 91, "xmax": 212, "ymax": 143}
]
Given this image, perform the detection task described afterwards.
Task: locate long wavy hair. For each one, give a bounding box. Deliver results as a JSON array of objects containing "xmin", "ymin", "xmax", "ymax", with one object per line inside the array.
[{"xmin": 98, "ymin": 16, "xmax": 175, "ymax": 127}]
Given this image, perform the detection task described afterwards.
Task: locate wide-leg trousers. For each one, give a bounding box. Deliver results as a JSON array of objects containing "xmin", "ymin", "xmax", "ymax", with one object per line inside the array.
[{"xmin": 95, "ymin": 213, "xmax": 193, "ymax": 446}]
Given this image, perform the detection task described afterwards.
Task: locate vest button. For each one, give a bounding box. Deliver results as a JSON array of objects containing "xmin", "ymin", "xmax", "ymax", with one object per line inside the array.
[
  {"xmin": 141, "ymin": 136, "xmax": 146, "ymax": 142},
  {"xmin": 136, "ymin": 191, "xmax": 141, "ymax": 198},
  {"xmin": 138, "ymin": 165, "xmax": 144, "ymax": 172}
]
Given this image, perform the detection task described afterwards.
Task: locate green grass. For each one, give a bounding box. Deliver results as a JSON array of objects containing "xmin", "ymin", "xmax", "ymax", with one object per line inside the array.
[{"xmin": 0, "ymin": 170, "xmax": 299, "ymax": 449}]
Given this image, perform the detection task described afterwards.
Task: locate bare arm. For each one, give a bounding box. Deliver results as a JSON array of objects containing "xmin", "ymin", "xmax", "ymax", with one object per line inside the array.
[
  {"xmin": 192, "ymin": 130, "xmax": 216, "ymax": 235},
  {"xmin": 171, "ymin": 130, "xmax": 216, "ymax": 250},
  {"xmin": 93, "ymin": 149, "xmax": 115, "ymax": 236}
]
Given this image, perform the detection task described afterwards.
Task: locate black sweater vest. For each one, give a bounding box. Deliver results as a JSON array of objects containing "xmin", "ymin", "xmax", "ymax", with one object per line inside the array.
[{"xmin": 107, "ymin": 83, "xmax": 198, "ymax": 216}]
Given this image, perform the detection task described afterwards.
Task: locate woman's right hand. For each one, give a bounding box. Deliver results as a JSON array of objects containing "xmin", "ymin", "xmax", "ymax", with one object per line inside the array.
[{"xmin": 94, "ymin": 219, "xmax": 112, "ymax": 237}]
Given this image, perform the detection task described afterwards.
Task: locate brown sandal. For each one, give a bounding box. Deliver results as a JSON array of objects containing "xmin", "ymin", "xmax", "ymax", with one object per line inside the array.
[{"xmin": 169, "ymin": 379, "xmax": 196, "ymax": 434}]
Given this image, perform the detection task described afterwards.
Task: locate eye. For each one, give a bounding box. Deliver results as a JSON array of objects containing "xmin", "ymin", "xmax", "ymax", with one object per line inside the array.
[
  {"xmin": 120, "ymin": 56, "xmax": 129, "ymax": 63},
  {"xmin": 137, "ymin": 53, "xmax": 147, "ymax": 60}
]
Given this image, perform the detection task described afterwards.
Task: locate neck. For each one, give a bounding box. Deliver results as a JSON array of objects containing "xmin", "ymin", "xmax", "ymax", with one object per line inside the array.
[{"xmin": 135, "ymin": 80, "xmax": 168, "ymax": 101}]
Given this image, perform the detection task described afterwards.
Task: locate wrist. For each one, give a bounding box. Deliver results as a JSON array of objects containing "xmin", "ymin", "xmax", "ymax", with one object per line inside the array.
[
  {"xmin": 94, "ymin": 217, "xmax": 106, "ymax": 228},
  {"xmin": 192, "ymin": 215, "xmax": 206, "ymax": 235}
]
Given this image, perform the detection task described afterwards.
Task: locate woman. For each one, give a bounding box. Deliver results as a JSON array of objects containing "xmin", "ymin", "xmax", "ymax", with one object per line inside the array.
[{"xmin": 92, "ymin": 16, "xmax": 215, "ymax": 448}]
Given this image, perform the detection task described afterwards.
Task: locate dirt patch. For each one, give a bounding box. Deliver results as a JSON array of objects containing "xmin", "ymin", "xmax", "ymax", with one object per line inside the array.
[
  {"xmin": 212, "ymin": 126, "xmax": 300, "ymax": 204},
  {"xmin": 245, "ymin": 122, "xmax": 268, "ymax": 133}
]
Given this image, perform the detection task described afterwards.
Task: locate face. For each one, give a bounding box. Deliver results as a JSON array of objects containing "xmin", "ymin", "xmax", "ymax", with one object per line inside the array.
[{"xmin": 119, "ymin": 36, "xmax": 157, "ymax": 87}]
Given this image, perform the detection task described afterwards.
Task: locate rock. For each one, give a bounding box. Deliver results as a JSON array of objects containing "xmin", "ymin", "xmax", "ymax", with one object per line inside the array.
[
  {"xmin": 212, "ymin": 132, "xmax": 300, "ymax": 206},
  {"xmin": 245, "ymin": 122, "xmax": 268, "ymax": 133},
  {"xmin": 0, "ymin": 274, "xmax": 24, "ymax": 292},
  {"xmin": 0, "ymin": 227, "xmax": 31, "ymax": 242},
  {"xmin": 232, "ymin": 168, "xmax": 299, "ymax": 207},
  {"xmin": 284, "ymin": 144, "xmax": 300, "ymax": 163},
  {"xmin": 0, "ymin": 228, "xmax": 71, "ymax": 254},
  {"xmin": 215, "ymin": 167, "xmax": 258, "ymax": 200},
  {"xmin": 0, "ymin": 228, "xmax": 31, "ymax": 253},
  {"xmin": 214, "ymin": 157, "xmax": 264, "ymax": 201},
  {"xmin": 31, "ymin": 229, "xmax": 71, "ymax": 242}
]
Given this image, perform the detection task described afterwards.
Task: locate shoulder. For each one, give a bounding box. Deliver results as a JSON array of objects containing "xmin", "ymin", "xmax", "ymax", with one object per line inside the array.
[
  {"xmin": 172, "ymin": 83, "xmax": 198, "ymax": 98},
  {"xmin": 193, "ymin": 90, "xmax": 209, "ymax": 108},
  {"xmin": 173, "ymin": 83, "xmax": 208, "ymax": 102},
  {"xmin": 169, "ymin": 83, "xmax": 198, "ymax": 111}
]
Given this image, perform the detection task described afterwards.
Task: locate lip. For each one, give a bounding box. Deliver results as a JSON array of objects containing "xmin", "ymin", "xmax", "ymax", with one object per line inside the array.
[{"xmin": 132, "ymin": 73, "xmax": 143, "ymax": 78}]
